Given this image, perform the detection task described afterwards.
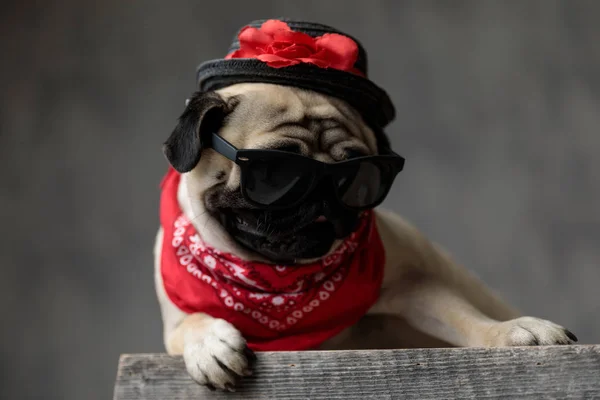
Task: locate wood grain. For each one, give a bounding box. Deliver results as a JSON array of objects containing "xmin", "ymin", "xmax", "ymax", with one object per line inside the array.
[{"xmin": 114, "ymin": 345, "xmax": 600, "ymax": 399}]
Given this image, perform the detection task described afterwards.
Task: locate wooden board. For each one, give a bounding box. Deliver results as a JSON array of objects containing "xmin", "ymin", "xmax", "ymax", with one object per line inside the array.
[{"xmin": 114, "ymin": 345, "xmax": 600, "ymax": 399}]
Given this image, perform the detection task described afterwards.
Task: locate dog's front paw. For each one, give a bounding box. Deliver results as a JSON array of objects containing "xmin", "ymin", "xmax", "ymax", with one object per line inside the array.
[
  {"xmin": 183, "ymin": 318, "xmax": 256, "ymax": 392},
  {"xmin": 485, "ymin": 316, "xmax": 578, "ymax": 347}
]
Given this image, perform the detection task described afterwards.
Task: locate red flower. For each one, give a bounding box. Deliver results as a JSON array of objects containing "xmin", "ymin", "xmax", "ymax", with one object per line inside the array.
[{"xmin": 225, "ymin": 20, "xmax": 363, "ymax": 75}]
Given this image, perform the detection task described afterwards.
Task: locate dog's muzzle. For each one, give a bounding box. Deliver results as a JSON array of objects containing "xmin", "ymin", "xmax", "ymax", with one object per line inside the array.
[{"xmin": 217, "ymin": 187, "xmax": 360, "ymax": 263}]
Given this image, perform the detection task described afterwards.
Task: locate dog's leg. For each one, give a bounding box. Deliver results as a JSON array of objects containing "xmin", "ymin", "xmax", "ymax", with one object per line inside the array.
[
  {"xmin": 165, "ymin": 313, "xmax": 255, "ymax": 391},
  {"xmin": 153, "ymin": 228, "xmax": 254, "ymax": 391},
  {"xmin": 372, "ymin": 275, "xmax": 577, "ymax": 347},
  {"xmin": 371, "ymin": 210, "xmax": 578, "ymax": 347}
]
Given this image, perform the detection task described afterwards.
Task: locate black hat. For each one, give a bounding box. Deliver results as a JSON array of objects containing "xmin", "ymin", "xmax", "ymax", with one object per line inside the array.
[{"xmin": 196, "ymin": 19, "xmax": 395, "ymax": 148}]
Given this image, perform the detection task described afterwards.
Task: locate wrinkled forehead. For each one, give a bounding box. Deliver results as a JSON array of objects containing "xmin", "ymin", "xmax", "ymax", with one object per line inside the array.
[{"xmin": 215, "ymin": 83, "xmax": 377, "ymax": 153}]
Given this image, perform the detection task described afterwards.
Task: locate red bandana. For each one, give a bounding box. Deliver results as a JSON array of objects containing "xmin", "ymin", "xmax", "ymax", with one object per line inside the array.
[{"xmin": 159, "ymin": 167, "xmax": 385, "ymax": 351}]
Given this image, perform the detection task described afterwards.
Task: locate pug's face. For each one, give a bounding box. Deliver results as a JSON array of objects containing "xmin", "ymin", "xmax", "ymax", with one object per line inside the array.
[{"xmin": 163, "ymin": 83, "xmax": 379, "ymax": 264}]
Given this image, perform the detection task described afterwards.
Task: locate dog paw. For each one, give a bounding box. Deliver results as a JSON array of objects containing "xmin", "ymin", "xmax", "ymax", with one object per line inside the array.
[
  {"xmin": 486, "ymin": 316, "xmax": 578, "ymax": 347},
  {"xmin": 183, "ymin": 318, "xmax": 256, "ymax": 391}
]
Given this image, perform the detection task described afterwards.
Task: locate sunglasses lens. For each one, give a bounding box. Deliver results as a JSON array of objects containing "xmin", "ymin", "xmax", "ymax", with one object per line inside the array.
[
  {"xmin": 335, "ymin": 162, "xmax": 387, "ymax": 208},
  {"xmin": 244, "ymin": 158, "xmax": 312, "ymax": 206}
]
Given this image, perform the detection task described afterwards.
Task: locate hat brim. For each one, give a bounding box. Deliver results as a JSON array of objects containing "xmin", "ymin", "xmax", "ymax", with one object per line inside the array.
[{"xmin": 196, "ymin": 58, "xmax": 395, "ymax": 129}]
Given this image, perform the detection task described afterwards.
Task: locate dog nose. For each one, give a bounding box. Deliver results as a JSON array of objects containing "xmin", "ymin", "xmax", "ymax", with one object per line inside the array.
[
  {"xmin": 306, "ymin": 178, "xmax": 336, "ymax": 213},
  {"xmin": 304, "ymin": 178, "xmax": 361, "ymax": 238}
]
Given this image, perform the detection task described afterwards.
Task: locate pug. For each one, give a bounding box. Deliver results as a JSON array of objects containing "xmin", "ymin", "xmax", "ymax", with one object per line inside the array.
[{"xmin": 153, "ymin": 82, "xmax": 578, "ymax": 392}]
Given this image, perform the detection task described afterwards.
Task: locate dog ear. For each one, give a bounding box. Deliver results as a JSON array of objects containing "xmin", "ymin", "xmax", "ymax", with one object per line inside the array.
[{"xmin": 162, "ymin": 91, "xmax": 233, "ymax": 173}]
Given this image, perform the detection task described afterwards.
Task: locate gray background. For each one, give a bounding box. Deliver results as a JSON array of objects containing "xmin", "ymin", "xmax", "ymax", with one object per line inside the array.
[{"xmin": 1, "ymin": 1, "xmax": 599, "ymax": 399}]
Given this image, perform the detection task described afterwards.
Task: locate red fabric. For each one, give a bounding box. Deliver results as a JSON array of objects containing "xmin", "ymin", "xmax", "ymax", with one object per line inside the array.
[
  {"xmin": 225, "ymin": 19, "xmax": 364, "ymax": 76},
  {"xmin": 159, "ymin": 167, "xmax": 385, "ymax": 351}
]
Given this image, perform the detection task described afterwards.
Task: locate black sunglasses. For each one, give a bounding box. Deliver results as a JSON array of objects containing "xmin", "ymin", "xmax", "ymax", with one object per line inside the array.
[{"xmin": 208, "ymin": 132, "xmax": 405, "ymax": 211}]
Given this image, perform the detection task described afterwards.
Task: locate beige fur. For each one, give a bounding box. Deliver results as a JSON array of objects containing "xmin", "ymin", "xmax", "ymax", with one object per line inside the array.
[{"xmin": 154, "ymin": 83, "xmax": 575, "ymax": 391}]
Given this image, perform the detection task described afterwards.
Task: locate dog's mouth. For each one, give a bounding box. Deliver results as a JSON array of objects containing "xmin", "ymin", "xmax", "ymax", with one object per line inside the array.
[
  {"xmin": 225, "ymin": 211, "xmax": 329, "ymax": 260},
  {"xmin": 219, "ymin": 206, "xmax": 359, "ymax": 264},
  {"xmin": 204, "ymin": 184, "xmax": 361, "ymax": 264}
]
